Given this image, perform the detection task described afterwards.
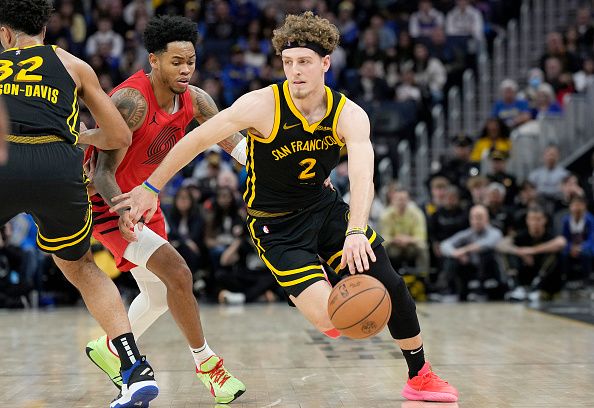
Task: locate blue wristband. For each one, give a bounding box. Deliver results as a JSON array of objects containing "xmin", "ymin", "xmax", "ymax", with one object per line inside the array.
[{"xmin": 142, "ymin": 180, "xmax": 160, "ymax": 195}]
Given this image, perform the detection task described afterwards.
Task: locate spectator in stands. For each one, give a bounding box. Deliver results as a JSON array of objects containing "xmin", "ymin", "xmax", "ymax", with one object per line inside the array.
[
  {"xmin": 348, "ymin": 59, "xmax": 390, "ymax": 105},
  {"xmin": 336, "ymin": 1, "xmax": 359, "ymax": 49},
  {"xmin": 560, "ymin": 194, "xmax": 594, "ymax": 285},
  {"xmin": 470, "ymin": 117, "xmax": 511, "ymax": 162},
  {"xmin": 215, "ymin": 224, "xmax": 278, "ymax": 305},
  {"xmin": 192, "ymin": 146, "xmax": 233, "ymax": 201},
  {"xmin": 204, "ymin": 186, "xmax": 244, "ymax": 272},
  {"xmin": 466, "ymin": 175, "xmax": 489, "ymax": 205},
  {"xmin": 411, "ymin": 43, "xmax": 447, "ymax": 103},
  {"xmin": 438, "ymin": 134, "xmax": 480, "ymax": 192},
  {"xmin": 369, "ymin": 14, "xmax": 396, "ymax": 51},
  {"xmin": 445, "ymin": 0, "xmax": 484, "ymax": 43},
  {"xmin": 484, "ymin": 182, "xmax": 513, "ymax": 234},
  {"xmin": 8, "ymin": 214, "xmax": 43, "ymax": 303},
  {"xmin": 528, "ymin": 144, "xmax": 569, "ymax": 202},
  {"xmin": 350, "ymin": 28, "xmax": 386, "ymax": 69},
  {"xmin": 539, "ymin": 32, "xmax": 580, "ymax": 73},
  {"xmin": 575, "ymin": 6, "xmax": 594, "ymax": 54},
  {"xmin": 423, "ymin": 175, "xmax": 450, "ymax": 218},
  {"xmin": 427, "ymin": 26, "xmax": 466, "ymax": 83},
  {"xmin": 486, "ymin": 150, "xmax": 518, "ymax": 206},
  {"xmin": 409, "ymin": 0, "xmax": 445, "ymax": 39},
  {"xmin": 573, "ymin": 55, "xmax": 594, "ymax": 93},
  {"xmin": 57, "ymin": 0, "xmax": 87, "ymax": 55},
  {"xmin": 428, "ymin": 185, "xmax": 468, "ymax": 261},
  {"xmin": 531, "ymin": 83, "xmax": 563, "ymax": 119},
  {"xmin": 85, "ymin": 15, "xmax": 124, "ymax": 59},
  {"xmin": 553, "ymin": 173, "xmax": 584, "ymax": 234},
  {"xmin": 380, "ymin": 188, "xmax": 430, "ymax": 276},
  {"xmin": 522, "ymin": 68, "xmax": 545, "ymax": 107},
  {"xmin": 543, "ymin": 56, "xmax": 565, "ymax": 93},
  {"xmin": 497, "ymin": 206, "xmax": 566, "ymax": 301},
  {"xmin": 440, "ymin": 205, "xmax": 503, "ymax": 301},
  {"xmin": 0, "ymin": 224, "xmax": 26, "ymax": 308},
  {"xmin": 395, "ymin": 65, "xmax": 423, "ymax": 104},
  {"xmin": 167, "ymin": 187, "xmax": 205, "ymax": 276},
  {"xmin": 221, "ymin": 46, "xmax": 257, "ymax": 107},
  {"xmin": 491, "ymin": 79, "xmax": 532, "ymax": 129}
]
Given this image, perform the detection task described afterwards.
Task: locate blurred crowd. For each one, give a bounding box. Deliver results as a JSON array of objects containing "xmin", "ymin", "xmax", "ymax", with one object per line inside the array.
[{"xmin": 3, "ymin": 0, "xmax": 594, "ymax": 308}]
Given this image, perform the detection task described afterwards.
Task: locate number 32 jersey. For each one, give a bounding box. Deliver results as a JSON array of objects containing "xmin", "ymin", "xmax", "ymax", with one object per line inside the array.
[
  {"xmin": 0, "ymin": 45, "xmax": 80, "ymax": 143},
  {"xmin": 244, "ymin": 80, "xmax": 347, "ymax": 212}
]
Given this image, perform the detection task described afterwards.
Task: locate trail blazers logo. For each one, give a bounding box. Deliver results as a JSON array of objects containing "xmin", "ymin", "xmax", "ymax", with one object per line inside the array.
[{"xmin": 142, "ymin": 126, "xmax": 180, "ymax": 165}]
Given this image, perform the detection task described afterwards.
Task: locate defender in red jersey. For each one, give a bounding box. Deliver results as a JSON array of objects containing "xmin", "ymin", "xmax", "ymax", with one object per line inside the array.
[{"xmin": 84, "ymin": 16, "xmax": 246, "ymax": 404}]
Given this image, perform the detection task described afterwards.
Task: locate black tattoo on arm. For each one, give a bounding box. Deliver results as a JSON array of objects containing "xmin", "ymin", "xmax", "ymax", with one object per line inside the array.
[
  {"xmin": 111, "ymin": 87, "xmax": 148, "ymax": 132},
  {"xmin": 190, "ymin": 85, "xmax": 245, "ymax": 155},
  {"xmin": 94, "ymin": 148, "xmax": 129, "ymax": 216}
]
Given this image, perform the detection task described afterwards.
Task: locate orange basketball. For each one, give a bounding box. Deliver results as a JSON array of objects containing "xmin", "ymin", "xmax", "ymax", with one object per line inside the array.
[{"xmin": 328, "ymin": 274, "xmax": 392, "ymax": 339}]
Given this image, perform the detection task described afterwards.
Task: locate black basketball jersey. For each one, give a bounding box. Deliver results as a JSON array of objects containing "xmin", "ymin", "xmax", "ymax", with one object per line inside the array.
[
  {"xmin": 243, "ymin": 81, "xmax": 346, "ymax": 211},
  {"xmin": 0, "ymin": 44, "xmax": 79, "ymax": 144}
]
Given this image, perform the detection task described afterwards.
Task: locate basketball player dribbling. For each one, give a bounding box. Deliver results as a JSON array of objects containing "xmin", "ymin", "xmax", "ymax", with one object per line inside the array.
[
  {"xmin": 83, "ymin": 15, "xmax": 245, "ymax": 404},
  {"xmin": 112, "ymin": 12, "xmax": 458, "ymax": 402},
  {"xmin": 0, "ymin": 1, "xmax": 158, "ymax": 407}
]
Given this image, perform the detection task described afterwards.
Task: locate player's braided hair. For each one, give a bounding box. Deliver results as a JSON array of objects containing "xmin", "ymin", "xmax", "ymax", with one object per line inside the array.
[
  {"xmin": 0, "ymin": 0, "xmax": 53, "ymax": 36},
  {"xmin": 272, "ymin": 11, "xmax": 340, "ymax": 56},
  {"xmin": 143, "ymin": 15, "xmax": 198, "ymax": 54}
]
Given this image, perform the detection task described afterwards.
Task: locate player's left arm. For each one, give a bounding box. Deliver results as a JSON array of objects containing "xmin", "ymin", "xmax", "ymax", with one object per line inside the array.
[
  {"xmin": 189, "ymin": 86, "xmax": 246, "ymax": 165},
  {"xmin": 338, "ymin": 100, "xmax": 377, "ymax": 274}
]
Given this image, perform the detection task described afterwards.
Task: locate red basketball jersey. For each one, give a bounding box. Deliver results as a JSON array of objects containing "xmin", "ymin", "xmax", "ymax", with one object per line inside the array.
[
  {"xmin": 88, "ymin": 70, "xmax": 194, "ymax": 270},
  {"xmin": 109, "ymin": 70, "xmax": 194, "ymax": 193}
]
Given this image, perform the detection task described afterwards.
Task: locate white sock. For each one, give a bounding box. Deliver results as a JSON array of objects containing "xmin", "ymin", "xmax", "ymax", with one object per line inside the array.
[{"xmin": 190, "ymin": 339, "xmax": 215, "ymax": 368}]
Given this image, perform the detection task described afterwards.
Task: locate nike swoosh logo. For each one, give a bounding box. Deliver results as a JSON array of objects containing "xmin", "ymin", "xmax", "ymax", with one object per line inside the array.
[
  {"xmin": 410, "ymin": 348, "xmax": 423, "ymax": 355},
  {"xmin": 283, "ymin": 122, "xmax": 300, "ymax": 130}
]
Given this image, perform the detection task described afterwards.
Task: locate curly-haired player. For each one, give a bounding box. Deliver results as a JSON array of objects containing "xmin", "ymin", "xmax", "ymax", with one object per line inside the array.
[
  {"xmin": 113, "ymin": 12, "xmax": 458, "ymax": 402},
  {"xmin": 0, "ymin": 1, "xmax": 159, "ymax": 407},
  {"xmin": 83, "ymin": 15, "xmax": 245, "ymax": 404}
]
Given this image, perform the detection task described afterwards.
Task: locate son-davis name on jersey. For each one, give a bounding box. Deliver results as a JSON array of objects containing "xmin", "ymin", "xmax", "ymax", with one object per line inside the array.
[
  {"xmin": 271, "ymin": 134, "xmax": 339, "ymax": 161},
  {"xmin": 0, "ymin": 82, "xmax": 59, "ymax": 104}
]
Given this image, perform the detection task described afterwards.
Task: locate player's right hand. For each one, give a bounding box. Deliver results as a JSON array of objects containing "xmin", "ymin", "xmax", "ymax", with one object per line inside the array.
[
  {"xmin": 118, "ymin": 211, "xmax": 138, "ymax": 242},
  {"xmin": 110, "ymin": 184, "xmax": 158, "ymax": 227}
]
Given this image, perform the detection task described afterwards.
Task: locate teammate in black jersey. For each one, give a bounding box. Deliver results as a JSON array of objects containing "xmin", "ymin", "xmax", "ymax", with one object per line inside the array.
[
  {"xmin": 0, "ymin": 1, "xmax": 158, "ymax": 406},
  {"xmin": 0, "ymin": 97, "xmax": 7, "ymax": 164},
  {"xmin": 113, "ymin": 11, "xmax": 458, "ymax": 402}
]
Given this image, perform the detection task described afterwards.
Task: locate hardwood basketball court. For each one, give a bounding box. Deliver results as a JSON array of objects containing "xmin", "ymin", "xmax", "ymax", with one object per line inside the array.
[{"xmin": 1, "ymin": 303, "xmax": 592, "ymax": 407}]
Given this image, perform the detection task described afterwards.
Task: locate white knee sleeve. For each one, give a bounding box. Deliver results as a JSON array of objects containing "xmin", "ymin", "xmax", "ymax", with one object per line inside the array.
[
  {"xmin": 123, "ymin": 225, "xmax": 168, "ymax": 268},
  {"xmin": 128, "ymin": 266, "xmax": 169, "ymax": 338}
]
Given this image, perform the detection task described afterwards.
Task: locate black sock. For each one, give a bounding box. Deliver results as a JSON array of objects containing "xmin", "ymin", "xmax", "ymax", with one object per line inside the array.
[
  {"xmin": 112, "ymin": 333, "xmax": 142, "ymax": 371},
  {"xmin": 402, "ymin": 345, "xmax": 425, "ymax": 378}
]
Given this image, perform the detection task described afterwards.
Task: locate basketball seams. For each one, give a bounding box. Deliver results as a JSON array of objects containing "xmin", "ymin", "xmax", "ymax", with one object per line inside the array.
[{"xmin": 330, "ymin": 287, "xmax": 389, "ymax": 330}]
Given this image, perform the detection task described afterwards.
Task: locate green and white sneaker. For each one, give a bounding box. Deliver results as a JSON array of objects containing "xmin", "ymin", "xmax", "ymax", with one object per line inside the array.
[
  {"xmin": 196, "ymin": 355, "xmax": 245, "ymax": 404},
  {"xmin": 86, "ymin": 335, "xmax": 122, "ymax": 389}
]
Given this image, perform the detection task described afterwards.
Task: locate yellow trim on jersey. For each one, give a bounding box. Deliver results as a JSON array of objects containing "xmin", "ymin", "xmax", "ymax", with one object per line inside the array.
[
  {"xmin": 261, "ymin": 255, "xmax": 325, "ymax": 287},
  {"xmin": 332, "ymin": 95, "xmax": 347, "ymax": 147},
  {"xmin": 6, "ymin": 134, "xmax": 63, "ymax": 144},
  {"xmin": 36, "ymin": 203, "xmax": 93, "ymax": 251},
  {"xmin": 248, "ymin": 218, "xmax": 266, "ymax": 255},
  {"xmin": 51, "ymin": 45, "xmax": 58, "ymax": 52},
  {"xmin": 327, "ymin": 250, "xmax": 342, "ymax": 268},
  {"xmin": 2, "ymin": 44, "xmax": 46, "ymax": 53},
  {"xmin": 271, "ymin": 271, "xmax": 327, "ymax": 287},
  {"xmin": 282, "ymin": 81, "xmax": 333, "ymax": 134},
  {"xmin": 245, "ymin": 137, "xmax": 257, "ymax": 206},
  {"xmin": 261, "ymin": 258, "xmax": 323, "ymax": 277},
  {"xmin": 66, "ymin": 87, "xmax": 80, "ymax": 144},
  {"xmin": 247, "ymin": 84, "xmax": 280, "ymax": 143},
  {"xmin": 37, "ymin": 202, "xmax": 92, "ymax": 243}
]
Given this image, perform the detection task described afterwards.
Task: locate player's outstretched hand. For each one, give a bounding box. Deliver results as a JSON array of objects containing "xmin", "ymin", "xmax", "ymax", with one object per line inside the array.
[
  {"xmin": 110, "ymin": 185, "xmax": 158, "ymax": 227},
  {"xmin": 118, "ymin": 211, "xmax": 137, "ymax": 242},
  {"xmin": 340, "ymin": 233, "xmax": 376, "ymax": 274}
]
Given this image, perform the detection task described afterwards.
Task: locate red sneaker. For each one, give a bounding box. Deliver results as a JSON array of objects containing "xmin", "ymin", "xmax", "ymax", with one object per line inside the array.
[{"xmin": 401, "ymin": 362, "xmax": 458, "ymax": 402}]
